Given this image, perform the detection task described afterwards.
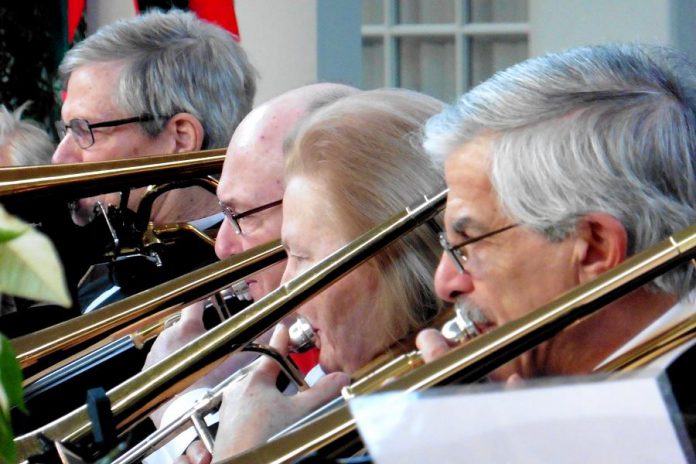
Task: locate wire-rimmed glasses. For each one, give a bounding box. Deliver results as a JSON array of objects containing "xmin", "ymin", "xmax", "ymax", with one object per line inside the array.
[
  {"xmin": 219, "ymin": 199, "xmax": 283, "ymax": 235},
  {"xmin": 55, "ymin": 115, "xmax": 165, "ymax": 149},
  {"xmin": 439, "ymin": 224, "xmax": 519, "ymax": 273}
]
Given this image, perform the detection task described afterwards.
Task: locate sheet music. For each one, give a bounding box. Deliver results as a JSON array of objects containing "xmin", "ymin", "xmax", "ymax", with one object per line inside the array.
[{"xmin": 350, "ymin": 372, "xmax": 693, "ymax": 464}]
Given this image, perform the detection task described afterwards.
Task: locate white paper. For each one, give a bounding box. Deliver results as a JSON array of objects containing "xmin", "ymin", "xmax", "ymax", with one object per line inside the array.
[{"xmin": 350, "ymin": 374, "xmax": 692, "ymax": 464}]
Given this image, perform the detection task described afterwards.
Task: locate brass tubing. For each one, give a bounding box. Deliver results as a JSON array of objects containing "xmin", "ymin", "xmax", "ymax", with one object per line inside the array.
[
  {"xmin": 14, "ymin": 190, "xmax": 447, "ymax": 463},
  {"xmin": 384, "ymin": 222, "xmax": 696, "ymax": 392},
  {"xmin": 12, "ymin": 240, "xmax": 285, "ymax": 369},
  {"xmin": 0, "ymin": 148, "xmax": 225, "ymax": 201},
  {"xmin": 21, "ymin": 306, "xmax": 181, "ymax": 389},
  {"xmin": 597, "ymin": 313, "xmax": 696, "ymax": 373},
  {"xmin": 224, "ymin": 222, "xmax": 696, "ymax": 464}
]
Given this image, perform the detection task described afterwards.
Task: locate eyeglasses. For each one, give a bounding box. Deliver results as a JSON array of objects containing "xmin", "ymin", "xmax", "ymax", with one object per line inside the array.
[
  {"xmin": 439, "ymin": 223, "xmax": 519, "ymax": 273},
  {"xmin": 219, "ymin": 199, "xmax": 283, "ymax": 235},
  {"xmin": 55, "ymin": 115, "xmax": 165, "ymax": 149}
]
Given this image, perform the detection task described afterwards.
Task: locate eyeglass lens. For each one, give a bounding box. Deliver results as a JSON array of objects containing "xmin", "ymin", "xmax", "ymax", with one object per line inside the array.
[{"xmin": 55, "ymin": 119, "xmax": 93, "ymax": 149}]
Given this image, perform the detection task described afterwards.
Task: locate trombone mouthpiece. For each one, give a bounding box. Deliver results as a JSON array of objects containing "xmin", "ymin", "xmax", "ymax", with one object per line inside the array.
[
  {"xmin": 289, "ymin": 316, "xmax": 316, "ymax": 353},
  {"xmin": 441, "ymin": 303, "xmax": 487, "ymax": 342}
]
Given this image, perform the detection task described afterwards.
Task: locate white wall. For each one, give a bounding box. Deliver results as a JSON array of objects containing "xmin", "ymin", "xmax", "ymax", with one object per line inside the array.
[
  {"xmin": 530, "ymin": 0, "xmax": 696, "ymax": 60},
  {"xmin": 236, "ymin": 0, "xmax": 318, "ymax": 105},
  {"xmin": 85, "ymin": 0, "xmax": 135, "ymax": 35}
]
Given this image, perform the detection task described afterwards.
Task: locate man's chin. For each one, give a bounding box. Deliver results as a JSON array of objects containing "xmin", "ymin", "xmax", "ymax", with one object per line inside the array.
[
  {"xmin": 489, "ymin": 360, "xmax": 522, "ymax": 383},
  {"xmin": 69, "ymin": 202, "xmax": 97, "ymax": 226},
  {"xmin": 248, "ymin": 281, "xmax": 269, "ymax": 302}
]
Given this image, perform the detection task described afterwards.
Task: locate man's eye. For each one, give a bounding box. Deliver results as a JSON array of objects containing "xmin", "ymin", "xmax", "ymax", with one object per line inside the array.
[
  {"xmin": 238, "ymin": 215, "xmax": 257, "ymax": 224},
  {"xmin": 448, "ymin": 229, "xmax": 469, "ymax": 241}
]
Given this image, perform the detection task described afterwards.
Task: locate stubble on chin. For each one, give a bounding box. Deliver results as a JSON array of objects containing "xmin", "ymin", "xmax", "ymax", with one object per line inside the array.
[{"xmin": 69, "ymin": 199, "xmax": 97, "ymax": 226}]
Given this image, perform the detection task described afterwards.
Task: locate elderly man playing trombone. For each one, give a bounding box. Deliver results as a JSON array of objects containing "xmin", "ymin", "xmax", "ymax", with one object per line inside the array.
[
  {"xmin": 143, "ymin": 82, "xmax": 359, "ymax": 464},
  {"xmin": 50, "ymin": 9, "xmax": 256, "ymax": 314},
  {"xmin": 415, "ymin": 43, "xmax": 696, "ymax": 382}
]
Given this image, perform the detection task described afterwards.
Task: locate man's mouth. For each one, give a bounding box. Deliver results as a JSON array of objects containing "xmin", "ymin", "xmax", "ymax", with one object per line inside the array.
[
  {"xmin": 313, "ymin": 329, "xmax": 321, "ymax": 350},
  {"xmin": 68, "ymin": 198, "xmax": 99, "ymax": 225},
  {"xmin": 442, "ymin": 298, "xmax": 496, "ymax": 341},
  {"xmin": 301, "ymin": 319, "xmax": 321, "ymax": 350},
  {"xmin": 229, "ymin": 280, "xmax": 252, "ymax": 301}
]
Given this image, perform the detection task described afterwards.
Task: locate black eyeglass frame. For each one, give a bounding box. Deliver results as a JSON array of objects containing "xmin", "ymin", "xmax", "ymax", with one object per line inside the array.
[
  {"xmin": 439, "ymin": 223, "xmax": 519, "ymax": 273},
  {"xmin": 219, "ymin": 199, "xmax": 283, "ymax": 235},
  {"xmin": 55, "ymin": 114, "xmax": 164, "ymax": 149}
]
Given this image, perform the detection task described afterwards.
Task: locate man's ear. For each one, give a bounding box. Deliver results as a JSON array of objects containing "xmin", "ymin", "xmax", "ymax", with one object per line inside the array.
[
  {"xmin": 573, "ymin": 213, "xmax": 628, "ymax": 284},
  {"xmin": 166, "ymin": 113, "xmax": 205, "ymax": 153}
]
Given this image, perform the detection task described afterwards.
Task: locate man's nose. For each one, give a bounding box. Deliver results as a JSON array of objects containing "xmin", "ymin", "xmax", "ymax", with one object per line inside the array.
[
  {"xmin": 214, "ymin": 219, "xmax": 243, "ymax": 260},
  {"xmin": 433, "ymin": 253, "xmax": 474, "ymax": 302},
  {"xmin": 52, "ymin": 135, "xmax": 81, "ymax": 164},
  {"xmin": 279, "ymin": 264, "xmax": 294, "ymax": 286}
]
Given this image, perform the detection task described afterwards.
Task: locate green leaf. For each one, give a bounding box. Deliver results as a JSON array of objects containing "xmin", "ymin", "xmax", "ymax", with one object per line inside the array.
[
  {"xmin": 0, "ymin": 335, "xmax": 23, "ymax": 464},
  {"xmin": 0, "ymin": 219, "xmax": 71, "ymax": 308},
  {"xmin": 0, "ymin": 336, "xmax": 24, "ymax": 414},
  {"xmin": 0, "ymin": 412, "xmax": 16, "ymax": 464},
  {"xmin": 0, "ymin": 206, "xmax": 28, "ymax": 244}
]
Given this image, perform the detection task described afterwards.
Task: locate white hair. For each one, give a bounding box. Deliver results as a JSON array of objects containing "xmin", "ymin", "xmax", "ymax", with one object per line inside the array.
[
  {"xmin": 424, "ymin": 43, "xmax": 696, "ymax": 296},
  {"xmin": 0, "ymin": 102, "xmax": 54, "ymax": 166}
]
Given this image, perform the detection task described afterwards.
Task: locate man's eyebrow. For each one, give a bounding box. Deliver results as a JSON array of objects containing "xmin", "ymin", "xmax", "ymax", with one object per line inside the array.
[
  {"xmin": 451, "ymin": 215, "xmax": 486, "ymax": 235},
  {"xmin": 219, "ymin": 196, "xmax": 250, "ymax": 212}
]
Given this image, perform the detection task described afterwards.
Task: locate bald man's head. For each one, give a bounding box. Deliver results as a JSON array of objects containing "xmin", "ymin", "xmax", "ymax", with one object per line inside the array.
[{"xmin": 214, "ymin": 83, "xmax": 359, "ymax": 300}]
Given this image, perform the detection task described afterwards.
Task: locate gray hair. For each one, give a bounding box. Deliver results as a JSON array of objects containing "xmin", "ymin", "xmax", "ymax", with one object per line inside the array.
[
  {"xmin": 424, "ymin": 43, "xmax": 696, "ymax": 296},
  {"xmin": 59, "ymin": 9, "xmax": 256, "ymax": 149},
  {"xmin": 0, "ymin": 102, "xmax": 54, "ymax": 166}
]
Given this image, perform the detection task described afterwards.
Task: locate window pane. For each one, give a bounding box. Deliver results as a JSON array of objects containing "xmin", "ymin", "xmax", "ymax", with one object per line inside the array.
[
  {"xmin": 362, "ymin": 0, "xmax": 384, "ymax": 24},
  {"xmin": 362, "ymin": 38, "xmax": 385, "ymax": 89},
  {"xmin": 469, "ymin": 37, "xmax": 527, "ymax": 87},
  {"xmin": 398, "ymin": 37, "xmax": 456, "ymax": 102},
  {"xmin": 469, "ymin": 0, "xmax": 528, "ymax": 22},
  {"xmin": 398, "ymin": 0, "xmax": 455, "ymax": 24}
]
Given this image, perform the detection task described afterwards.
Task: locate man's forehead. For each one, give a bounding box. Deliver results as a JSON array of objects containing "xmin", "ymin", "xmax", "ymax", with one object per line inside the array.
[
  {"xmin": 444, "ymin": 138, "xmax": 493, "ymax": 192},
  {"xmin": 231, "ymin": 103, "xmax": 270, "ymax": 148},
  {"xmin": 62, "ymin": 62, "xmax": 123, "ymax": 119},
  {"xmin": 443, "ymin": 136, "xmax": 501, "ymax": 228},
  {"xmin": 218, "ymin": 154, "xmax": 283, "ymax": 207}
]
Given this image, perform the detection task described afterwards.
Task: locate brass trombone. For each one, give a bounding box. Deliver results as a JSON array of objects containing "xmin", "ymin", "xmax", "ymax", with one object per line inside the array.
[
  {"xmin": 1, "ymin": 148, "xmax": 234, "ymax": 371},
  {"xmin": 20, "ymin": 276, "xmax": 265, "ymax": 410},
  {"xmin": 110, "ymin": 317, "xmax": 318, "ymax": 464},
  {"xmin": 13, "ymin": 239, "xmax": 286, "ymax": 371},
  {"xmin": 0, "ymin": 148, "xmax": 225, "ymax": 203},
  {"xmin": 13, "ymin": 190, "xmax": 447, "ymax": 463},
  {"xmin": 221, "ymin": 221, "xmax": 696, "ymax": 464},
  {"xmin": 109, "ymin": 302, "xmax": 463, "ymax": 463}
]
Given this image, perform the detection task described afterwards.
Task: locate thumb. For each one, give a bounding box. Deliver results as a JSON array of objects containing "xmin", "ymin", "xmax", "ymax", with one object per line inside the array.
[
  {"xmin": 505, "ymin": 373, "xmax": 523, "ymax": 388},
  {"xmin": 416, "ymin": 328, "xmax": 452, "ymax": 363},
  {"xmin": 180, "ymin": 300, "xmax": 206, "ymax": 326},
  {"xmin": 295, "ymin": 372, "xmax": 350, "ymax": 412},
  {"xmin": 256, "ymin": 323, "xmax": 290, "ymax": 380}
]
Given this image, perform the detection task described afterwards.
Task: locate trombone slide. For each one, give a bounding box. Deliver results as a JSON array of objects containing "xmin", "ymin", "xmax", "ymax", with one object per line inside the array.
[
  {"xmin": 223, "ymin": 222, "xmax": 696, "ymax": 463},
  {"xmin": 14, "ymin": 190, "xmax": 447, "ymax": 463}
]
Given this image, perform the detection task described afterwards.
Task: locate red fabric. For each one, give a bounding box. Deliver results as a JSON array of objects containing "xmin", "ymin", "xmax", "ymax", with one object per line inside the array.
[
  {"xmin": 290, "ymin": 347, "xmax": 320, "ymax": 376},
  {"xmin": 67, "ymin": 0, "xmax": 86, "ymax": 44},
  {"xmin": 189, "ymin": 0, "xmax": 240, "ymax": 40}
]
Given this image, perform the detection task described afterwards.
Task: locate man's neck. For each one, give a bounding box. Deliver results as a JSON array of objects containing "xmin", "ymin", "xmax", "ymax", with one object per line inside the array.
[
  {"xmin": 146, "ymin": 187, "xmax": 220, "ymax": 225},
  {"xmin": 543, "ymin": 287, "xmax": 678, "ymax": 376}
]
